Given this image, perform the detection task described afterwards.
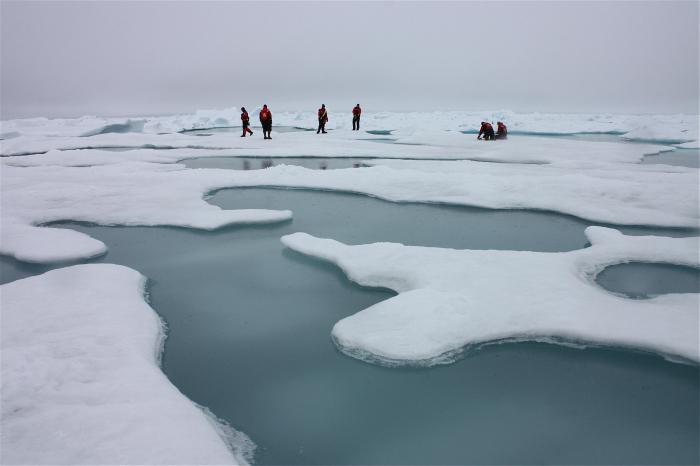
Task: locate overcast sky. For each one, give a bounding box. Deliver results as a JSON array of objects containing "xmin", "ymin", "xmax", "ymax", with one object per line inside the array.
[{"xmin": 1, "ymin": 1, "xmax": 698, "ymax": 119}]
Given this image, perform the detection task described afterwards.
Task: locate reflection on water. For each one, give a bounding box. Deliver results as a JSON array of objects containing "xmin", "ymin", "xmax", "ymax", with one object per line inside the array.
[
  {"xmin": 0, "ymin": 188, "xmax": 697, "ymax": 465},
  {"xmin": 183, "ymin": 157, "xmax": 368, "ymax": 171},
  {"xmin": 597, "ymin": 262, "xmax": 700, "ymax": 298},
  {"xmin": 642, "ymin": 149, "xmax": 700, "ymax": 169}
]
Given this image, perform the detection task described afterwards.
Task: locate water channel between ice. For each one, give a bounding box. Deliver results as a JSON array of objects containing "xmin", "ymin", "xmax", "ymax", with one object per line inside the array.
[{"xmin": 1, "ymin": 187, "xmax": 698, "ymax": 465}]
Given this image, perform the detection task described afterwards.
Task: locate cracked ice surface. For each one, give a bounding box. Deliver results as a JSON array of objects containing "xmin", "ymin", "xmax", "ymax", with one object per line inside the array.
[
  {"xmin": 281, "ymin": 228, "xmax": 699, "ymax": 366},
  {"xmin": 1, "ymin": 264, "xmax": 253, "ymax": 465}
]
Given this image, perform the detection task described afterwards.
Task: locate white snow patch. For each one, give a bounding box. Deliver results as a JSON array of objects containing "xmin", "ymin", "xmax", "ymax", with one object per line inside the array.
[
  {"xmin": 281, "ymin": 228, "xmax": 699, "ymax": 366},
  {"xmin": 1, "ymin": 264, "xmax": 252, "ymax": 465},
  {"xmin": 621, "ymin": 122, "xmax": 699, "ymax": 144}
]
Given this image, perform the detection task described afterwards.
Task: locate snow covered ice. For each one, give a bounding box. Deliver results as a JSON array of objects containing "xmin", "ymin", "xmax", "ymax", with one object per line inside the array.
[
  {"xmin": 1, "ymin": 264, "xmax": 252, "ymax": 465},
  {"xmin": 1, "ymin": 109, "xmax": 698, "ymax": 463},
  {"xmin": 281, "ymin": 228, "xmax": 699, "ymax": 366}
]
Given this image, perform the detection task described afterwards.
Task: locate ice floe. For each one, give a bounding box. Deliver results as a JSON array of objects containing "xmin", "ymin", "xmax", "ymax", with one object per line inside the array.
[
  {"xmin": 1, "ymin": 264, "xmax": 252, "ymax": 464},
  {"xmin": 281, "ymin": 228, "xmax": 699, "ymax": 366},
  {"xmin": 0, "ymin": 162, "xmax": 292, "ymax": 263}
]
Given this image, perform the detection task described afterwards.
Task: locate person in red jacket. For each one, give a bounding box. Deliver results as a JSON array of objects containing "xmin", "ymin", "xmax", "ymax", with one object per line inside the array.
[
  {"xmin": 259, "ymin": 105, "xmax": 272, "ymax": 139},
  {"xmin": 240, "ymin": 107, "xmax": 253, "ymax": 137},
  {"xmin": 477, "ymin": 121, "xmax": 495, "ymax": 140},
  {"xmin": 317, "ymin": 104, "xmax": 328, "ymax": 134},
  {"xmin": 496, "ymin": 121, "xmax": 508, "ymax": 140},
  {"xmin": 352, "ymin": 104, "xmax": 362, "ymax": 131}
]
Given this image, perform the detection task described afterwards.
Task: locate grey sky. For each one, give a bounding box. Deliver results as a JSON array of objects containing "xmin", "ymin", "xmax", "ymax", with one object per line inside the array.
[{"xmin": 1, "ymin": 0, "xmax": 698, "ymax": 119}]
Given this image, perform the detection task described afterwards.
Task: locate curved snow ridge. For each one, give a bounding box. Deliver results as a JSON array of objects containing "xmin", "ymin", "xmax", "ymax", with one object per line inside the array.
[
  {"xmin": 79, "ymin": 119, "xmax": 146, "ymax": 137},
  {"xmin": 280, "ymin": 229, "xmax": 699, "ymax": 367},
  {"xmin": 1, "ymin": 264, "xmax": 253, "ymax": 465}
]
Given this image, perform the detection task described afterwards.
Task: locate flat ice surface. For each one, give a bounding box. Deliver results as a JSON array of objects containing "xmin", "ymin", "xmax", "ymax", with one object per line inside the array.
[
  {"xmin": 3, "ymin": 109, "xmax": 697, "ymax": 144},
  {"xmin": 1, "ymin": 264, "xmax": 251, "ymax": 465},
  {"xmin": 282, "ymin": 227, "xmax": 699, "ymax": 365}
]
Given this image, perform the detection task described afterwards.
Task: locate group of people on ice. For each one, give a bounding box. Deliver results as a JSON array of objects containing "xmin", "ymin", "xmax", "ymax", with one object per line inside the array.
[
  {"xmin": 239, "ymin": 104, "xmax": 362, "ymax": 138},
  {"xmin": 477, "ymin": 121, "xmax": 508, "ymax": 140},
  {"xmin": 240, "ymin": 105, "xmax": 507, "ymax": 142}
]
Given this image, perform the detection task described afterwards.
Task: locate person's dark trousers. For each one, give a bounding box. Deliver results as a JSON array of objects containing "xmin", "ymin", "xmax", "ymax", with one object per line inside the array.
[
  {"xmin": 317, "ymin": 121, "xmax": 326, "ymax": 134},
  {"xmin": 353, "ymin": 116, "xmax": 360, "ymax": 130}
]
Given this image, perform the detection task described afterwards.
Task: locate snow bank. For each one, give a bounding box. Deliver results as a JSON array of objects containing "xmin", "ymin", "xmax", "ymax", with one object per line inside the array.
[
  {"xmin": 0, "ymin": 116, "xmax": 138, "ymax": 138},
  {"xmin": 621, "ymin": 122, "xmax": 699, "ymax": 144},
  {"xmin": 281, "ymin": 229, "xmax": 699, "ymax": 366},
  {"xmin": 1, "ymin": 264, "xmax": 252, "ymax": 464}
]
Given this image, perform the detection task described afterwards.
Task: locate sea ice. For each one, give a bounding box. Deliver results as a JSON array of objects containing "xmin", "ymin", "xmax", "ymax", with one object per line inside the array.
[
  {"xmin": 3, "ymin": 110, "xmax": 698, "ymax": 150},
  {"xmin": 281, "ymin": 228, "xmax": 699, "ymax": 366},
  {"xmin": 2, "ymin": 137, "xmax": 697, "ymax": 263},
  {"xmin": 1, "ymin": 264, "xmax": 252, "ymax": 465}
]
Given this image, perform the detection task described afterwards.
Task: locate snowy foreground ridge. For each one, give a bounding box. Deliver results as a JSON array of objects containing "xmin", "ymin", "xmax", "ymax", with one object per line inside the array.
[
  {"xmin": 282, "ymin": 228, "xmax": 700, "ymax": 366},
  {"xmin": 1, "ymin": 264, "xmax": 253, "ymax": 465}
]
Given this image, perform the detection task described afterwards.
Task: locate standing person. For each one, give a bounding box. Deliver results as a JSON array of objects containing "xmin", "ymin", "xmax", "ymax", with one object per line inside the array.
[
  {"xmin": 259, "ymin": 104, "xmax": 272, "ymax": 139},
  {"xmin": 352, "ymin": 104, "xmax": 361, "ymax": 130},
  {"xmin": 317, "ymin": 104, "xmax": 328, "ymax": 134},
  {"xmin": 477, "ymin": 121, "xmax": 495, "ymax": 140},
  {"xmin": 496, "ymin": 121, "xmax": 508, "ymax": 140},
  {"xmin": 240, "ymin": 107, "xmax": 253, "ymax": 137}
]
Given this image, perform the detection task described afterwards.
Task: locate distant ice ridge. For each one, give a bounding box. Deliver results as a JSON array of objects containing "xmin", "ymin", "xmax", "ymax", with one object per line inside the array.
[
  {"xmin": 1, "ymin": 264, "xmax": 252, "ymax": 465},
  {"xmin": 281, "ymin": 228, "xmax": 700, "ymax": 366},
  {"xmin": 2, "ymin": 109, "xmax": 698, "ymax": 144}
]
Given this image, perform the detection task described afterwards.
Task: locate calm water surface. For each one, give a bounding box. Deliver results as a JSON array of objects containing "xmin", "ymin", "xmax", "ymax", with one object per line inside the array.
[
  {"xmin": 1, "ymin": 188, "xmax": 698, "ymax": 465},
  {"xmin": 597, "ymin": 263, "xmax": 700, "ymax": 298}
]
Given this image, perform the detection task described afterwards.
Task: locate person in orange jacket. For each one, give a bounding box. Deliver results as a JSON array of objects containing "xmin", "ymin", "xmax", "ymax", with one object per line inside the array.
[
  {"xmin": 352, "ymin": 104, "xmax": 361, "ymax": 130},
  {"xmin": 317, "ymin": 104, "xmax": 328, "ymax": 134},
  {"xmin": 496, "ymin": 121, "xmax": 508, "ymax": 140},
  {"xmin": 240, "ymin": 107, "xmax": 253, "ymax": 137},
  {"xmin": 477, "ymin": 121, "xmax": 495, "ymax": 140},
  {"xmin": 259, "ymin": 105, "xmax": 272, "ymax": 139}
]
